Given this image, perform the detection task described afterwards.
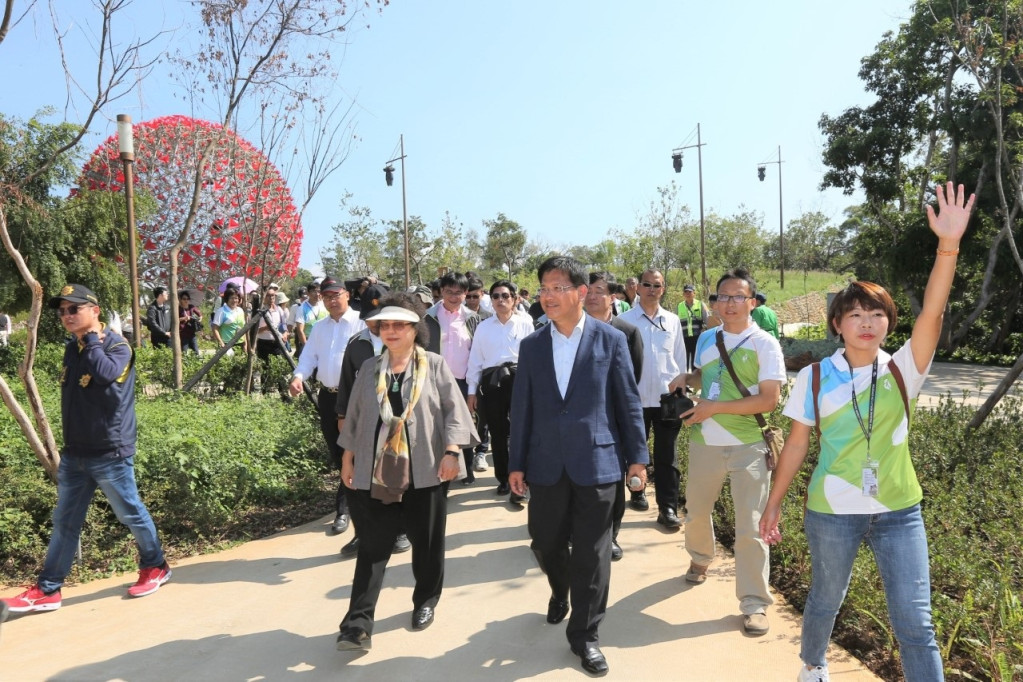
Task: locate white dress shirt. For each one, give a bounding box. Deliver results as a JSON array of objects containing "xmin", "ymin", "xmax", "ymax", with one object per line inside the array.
[
  {"xmin": 466, "ymin": 311, "xmax": 535, "ymax": 394},
  {"xmin": 292, "ymin": 307, "xmax": 366, "ymax": 388},
  {"xmin": 620, "ymin": 304, "xmax": 687, "ymax": 407},
  {"xmin": 551, "ymin": 313, "xmax": 587, "ymax": 398}
]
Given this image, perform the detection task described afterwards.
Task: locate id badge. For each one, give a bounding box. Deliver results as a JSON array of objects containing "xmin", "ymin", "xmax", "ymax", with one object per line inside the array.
[
  {"xmin": 707, "ymin": 381, "xmax": 721, "ymax": 400},
  {"xmin": 861, "ymin": 461, "xmax": 879, "ymax": 497}
]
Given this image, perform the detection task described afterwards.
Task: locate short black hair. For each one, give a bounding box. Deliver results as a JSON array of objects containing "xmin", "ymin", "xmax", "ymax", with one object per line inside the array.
[
  {"xmin": 538, "ymin": 256, "xmax": 586, "ymax": 287},
  {"xmin": 716, "ymin": 267, "xmax": 757, "ymax": 296},
  {"xmin": 467, "ymin": 277, "xmax": 485, "ymax": 293},
  {"xmin": 438, "ymin": 271, "xmax": 468, "ymax": 291},
  {"xmin": 588, "ymin": 271, "xmax": 617, "ymax": 286},
  {"xmin": 153, "ymin": 286, "xmax": 166, "ymax": 298},
  {"xmin": 490, "ymin": 279, "xmax": 517, "ymax": 296}
]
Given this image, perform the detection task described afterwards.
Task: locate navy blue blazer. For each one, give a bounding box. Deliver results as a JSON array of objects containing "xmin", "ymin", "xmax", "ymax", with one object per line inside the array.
[{"xmin": 509, "ymin": 316, "xmax": 648, "ymax": 487}]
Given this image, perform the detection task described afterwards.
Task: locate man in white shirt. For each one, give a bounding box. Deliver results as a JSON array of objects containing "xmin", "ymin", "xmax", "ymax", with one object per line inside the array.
[
  {"xmin": 619, "ymin": 269, "xmax": 687, "ymax": 528},
  {"xmin": 288, "ymin": 276, "xmax": 366, "ymax": 535},
  {"xmin": 466, "ymin": 280, "xmax": 535, "ymax": 502}
]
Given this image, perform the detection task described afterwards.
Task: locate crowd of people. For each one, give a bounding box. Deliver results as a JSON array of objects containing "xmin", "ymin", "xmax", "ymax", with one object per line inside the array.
[{"xmin": 0, "ymin": 184, "xmax": 973, "ymax": 682}]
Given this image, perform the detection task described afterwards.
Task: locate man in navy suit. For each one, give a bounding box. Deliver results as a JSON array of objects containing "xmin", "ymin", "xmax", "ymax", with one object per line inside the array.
[{"xmin": 509, "ymin": 256, "xmax": 648, "ymax": 677}]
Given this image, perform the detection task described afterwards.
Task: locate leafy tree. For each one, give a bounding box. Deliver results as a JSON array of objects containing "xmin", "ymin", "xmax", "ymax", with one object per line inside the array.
[
  {"xmin": 769, "ymin": 210, "xmax": 852, "ymax": 273},
  {"xmin": 482, "ymin": 212, "xmax": 527, "ymax": 278},
  {"xmin": 703, "ymin": 208, "xmax": 768, "ymax": 278},
  {"xmin": 321, "ymin": 194, "xmax": 387, "ymax": 281}
]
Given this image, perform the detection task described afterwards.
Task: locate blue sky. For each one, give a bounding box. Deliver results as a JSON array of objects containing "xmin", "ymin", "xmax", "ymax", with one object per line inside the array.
[{"xmin": 3, "ymin": 1, "xmax": 911, "ymax": 274}]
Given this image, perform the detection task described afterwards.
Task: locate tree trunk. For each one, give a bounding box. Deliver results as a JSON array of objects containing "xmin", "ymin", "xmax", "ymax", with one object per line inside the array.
[{"xmin": 968, "ymin": 352, "xmax": 1023, "ymax": 431}]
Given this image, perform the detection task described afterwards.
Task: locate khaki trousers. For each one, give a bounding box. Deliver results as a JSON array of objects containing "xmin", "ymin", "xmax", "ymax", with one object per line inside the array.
[{"xmin": 684, "ymin": 440, "xmax": 774, "ymax": 615}]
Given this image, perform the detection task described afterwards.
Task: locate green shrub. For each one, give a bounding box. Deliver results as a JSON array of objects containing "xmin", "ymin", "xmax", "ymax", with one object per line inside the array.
[{"xmin": 0, "ymin": 342, "xmax": 329, "ymax": 585}]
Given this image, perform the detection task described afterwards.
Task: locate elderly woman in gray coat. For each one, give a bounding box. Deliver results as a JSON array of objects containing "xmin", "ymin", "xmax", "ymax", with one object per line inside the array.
[{"xmin": 336, "ymin": 292, "xmax": 478, "ymax": 652}]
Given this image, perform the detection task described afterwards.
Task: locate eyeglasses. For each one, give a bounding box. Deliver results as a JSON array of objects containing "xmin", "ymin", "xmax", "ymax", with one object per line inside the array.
[
  {"xmin": 465, "ymin": 293, "xmax": 481, "ymax": 300},
  {"xmin": 716, "ymin": 294, "xmax": 751, "ymax": 304},
  {"xmin": 57, "ymin": 303, "xmax": 94, "ymax": 317},
  {"xmin": 538, "ymin": 285, "xmax": 577, "ymax": 297},
  {"xmin": 379, "ymin": 321, "xmax": 412, "ymax": 331},
  {"xmin": 640, "ymin": 282, "xmax": 663, "ymax": 289},
  {"xmin": 442, "ymin": 288, "xmax": 466, "ymax": 297},
  {"xmin": 491, "ymin": 292, "xmax": 513, "ymax": 300},
  {"xmin": 321, "ymin": 292, "xmax": 342, "ymax": 300}
]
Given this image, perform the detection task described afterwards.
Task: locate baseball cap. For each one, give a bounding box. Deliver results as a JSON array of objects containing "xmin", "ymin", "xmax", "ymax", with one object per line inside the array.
[
  {"xmin": 266, "ymin": 282, "xmax": 280, "ymax": 291},
  {"xmin": 48, "ymin": 284, "xmax": 100, "ymax": 309},
  {"xmin": 683, "ymin": 284, "xmax": 695, "ymax": 292},
  {"xmin": 755, "ymin": 293, "xmax": 767, "ymax": 303},
  {"xmin": 320, "ymin": 276, "xmax": 345, "ymax": 293}
]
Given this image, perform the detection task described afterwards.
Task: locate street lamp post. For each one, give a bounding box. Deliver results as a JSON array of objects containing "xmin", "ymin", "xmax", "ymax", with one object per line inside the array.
[
  {"xmin": 384, "ymin": 134, "xmax": 410, "ymax": 288},
  {"xmin": 672, "ymin": 123, "xmax": 708, "ymax": 292},
  {"xmin": 757, "ymin": 145, "xmax": 784, "ymax": 288},
  {"xmin": 116, "ymin": 114, "xmax": 142, "ymax": 347}
]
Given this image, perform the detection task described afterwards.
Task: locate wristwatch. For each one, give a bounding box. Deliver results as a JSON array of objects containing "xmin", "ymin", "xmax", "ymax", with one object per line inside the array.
[{"xmin": 443, "ymin": 450, "xmax": 461, "ymax": 458}]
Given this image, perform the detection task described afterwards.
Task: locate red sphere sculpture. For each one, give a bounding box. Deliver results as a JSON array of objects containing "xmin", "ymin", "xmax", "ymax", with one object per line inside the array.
[{"xmin": 79, "ymin": 115, "xmax": 302, "ymax": 292}]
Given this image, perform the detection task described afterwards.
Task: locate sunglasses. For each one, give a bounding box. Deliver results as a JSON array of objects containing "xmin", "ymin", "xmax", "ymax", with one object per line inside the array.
[
  {"xmin": 640, "ymin": 282, "xmax": 663, "ymax": 289},
  {"xmin": 465, "ymin": 294, "xmax": 481, "ymax": 300},
  {"xmin": 491, "ymin": 292, "xmax": 514, "ymax": 300},
  {"xmin": 57, "ymin": 303, "xmax": 95, "ymax": 317}
]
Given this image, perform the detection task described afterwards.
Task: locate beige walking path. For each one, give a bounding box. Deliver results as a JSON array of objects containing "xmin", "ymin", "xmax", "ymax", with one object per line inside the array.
[
  {"xmin": 5, "ymin": 360, "xmax": 1014, "ymax": 681},
  {"xmin": 1, "ymin": 482, "xmax": 876, "ymax": 682}
]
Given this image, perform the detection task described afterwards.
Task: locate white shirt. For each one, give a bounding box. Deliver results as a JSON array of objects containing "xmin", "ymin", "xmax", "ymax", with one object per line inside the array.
[
  {"xmin": 466, "ymin": 312, "xmax": 535, "ymax": 394},
  {"xmin": 620, "ymin": 304, "xmax": 687, "ymax": 407},
  {"xmin": 551, "ymin": 313, "xmax": 587, "ymax": 398},
  {"xmin": 287, "ymin": 301, "xmax": 304, "ymax": 327},
  {"xmin": 256, "ymin": 305, "xmax": 285, "ymax": 340},
  {"xmin": 292, "ymin": 308, "xmax": 366, "ymax": 388}
]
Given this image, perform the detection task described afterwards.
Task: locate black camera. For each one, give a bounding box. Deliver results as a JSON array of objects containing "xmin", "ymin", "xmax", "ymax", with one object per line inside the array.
[{"xmin": 658, "ymin": 387, "xmax": 694, "ymax": 422}]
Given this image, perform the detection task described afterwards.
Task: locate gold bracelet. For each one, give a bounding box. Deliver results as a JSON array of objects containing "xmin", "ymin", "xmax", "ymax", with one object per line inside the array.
[{"xmin": 937, "ymin": 248, "xmax": 959, "ymax": 256}]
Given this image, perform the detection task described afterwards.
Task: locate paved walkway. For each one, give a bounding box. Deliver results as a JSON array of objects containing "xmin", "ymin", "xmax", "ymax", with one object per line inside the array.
[{"xmin": 3, "ymin": 362, "xmax": 1017, "ymax": 681}]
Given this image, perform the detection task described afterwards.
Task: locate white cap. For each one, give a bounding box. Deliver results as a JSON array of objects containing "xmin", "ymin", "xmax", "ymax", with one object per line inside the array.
[{"xmin": 367, "ymin": 306, "xmax": 421, "ymax": 323}]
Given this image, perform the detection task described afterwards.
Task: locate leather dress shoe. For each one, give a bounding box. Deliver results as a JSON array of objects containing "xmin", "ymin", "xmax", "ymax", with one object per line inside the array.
[
  {"xmin": 629, "ymin": 491, "xmax": 649, "ymax": 511},
  {"xmin": 339, "ymin": 536, "xmax": 359, "ymax": 558},
  {"xmin": 546, "ymin": 596, "xmax": 569, "ymax": 624},
  {"xmin": 411, "ymin": 606, "xmax": 434, "ymax": 630},
  {"xmin": 570, "ymin": 644, "xmax": 609, "ymax": 676},
  {"xmin": 496, "ymin": 481, "xmax": 510, "ymax": 495},
  {"xmin": 331, "ymin": 513, "xmax": 349, "ymax": 534},
  {"xmin": 393, "ymin": 533, "xmax": 411, "ymax": 554},
  {"xmin": 610, "ymin": 539, "xmax": 623, "ymax": 561},
  {"xmin": 336, "ymin": 627, "xmax": 371, "ymax": 650},
  {"xmin": 657, "ymin": 508, "xmax": 682, "ymax": 529}
]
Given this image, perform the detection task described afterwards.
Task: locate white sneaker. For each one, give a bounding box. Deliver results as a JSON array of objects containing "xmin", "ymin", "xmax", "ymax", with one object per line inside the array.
[
  {"xmin": 797, "ymin": 664, "xmax": 829, "ymax": 682},
  {"xmin": 473, "ymin": 454, "xmax": 488, "ymax": 472}
]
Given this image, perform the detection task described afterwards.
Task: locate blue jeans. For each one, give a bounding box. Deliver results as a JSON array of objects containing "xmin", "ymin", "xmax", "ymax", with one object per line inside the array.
[
  {"xmin": 802, "ymin": 505, "xmax": 943, "ymax": 681},
  {"xmin": 38, "ymin": 455, "xmax": 165, "ymax": 594}
]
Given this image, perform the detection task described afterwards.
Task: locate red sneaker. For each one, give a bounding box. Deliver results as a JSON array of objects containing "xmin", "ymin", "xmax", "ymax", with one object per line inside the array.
[
  {"xmin": 127, "ymin": 562, "xmax": 172, "ymax": 598},
  {"xmin": 2, "ymin": 585, "xmax": 62, "ymax": 613}
]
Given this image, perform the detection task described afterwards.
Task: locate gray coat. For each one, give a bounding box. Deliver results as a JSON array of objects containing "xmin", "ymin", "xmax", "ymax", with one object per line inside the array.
[{"xmin": 338, "ymin": 350, "xmax": 478, "ymax": 490}]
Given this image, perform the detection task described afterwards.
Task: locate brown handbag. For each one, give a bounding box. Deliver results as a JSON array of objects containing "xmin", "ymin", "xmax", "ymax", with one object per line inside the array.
[{"xmin": 714, "ymin": 331, "xmax": 782, "ymax": 470}]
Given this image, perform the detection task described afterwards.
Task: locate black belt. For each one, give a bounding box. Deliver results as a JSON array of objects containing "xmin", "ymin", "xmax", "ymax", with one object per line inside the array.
[{"xmin": 320, "ymin": 385, "xmax": 338, "ymax": 393}]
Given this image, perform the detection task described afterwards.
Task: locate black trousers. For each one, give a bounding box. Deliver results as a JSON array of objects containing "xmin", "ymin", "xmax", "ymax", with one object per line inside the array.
[
  {"xmin": 341, "ymin": 483, "xmax": 449, "ymax": 635},
  {"xmin": 643, "ymin": 407, "xmax": 682, "ymax": 512},
  {"xmin": 455, "ymin": 378, "xmax": 475, "ymax": 479},
  {"xmin": 528, "ymin": 473, "xmax": 616, "ymax": 649},
  {"xmin": 478, "ymin": 372, "xmax": 514, "ymax": 484},
  {"xmin": 256, "ymin": 337, "xmax": 285, "ymax": 361},
  {"xmin": 317, "ymin": 387, "xmax": 348, "ymax": 516},
  {"xmin": 683, "ymin": 334, "xmax": 699, "ymax": 372}
]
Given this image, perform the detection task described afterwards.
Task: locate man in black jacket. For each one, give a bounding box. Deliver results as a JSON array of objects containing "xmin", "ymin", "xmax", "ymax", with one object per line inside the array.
[
  {"xmin": 585, "ymin": 271, "xmax": 644, "ymax": 561},
  {"xmin": 145, "ymin": 287, "xmax": 172, "ymax": 348},
  {"xmin": 2, "ymin": 284, "xmax": 170, "ymax": 615}
]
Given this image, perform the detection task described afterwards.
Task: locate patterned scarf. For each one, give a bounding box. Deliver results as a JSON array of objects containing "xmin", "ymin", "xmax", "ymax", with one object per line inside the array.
[{"xmin": 370, "ymin": 345, "xmax": 429, "ymax": 503}]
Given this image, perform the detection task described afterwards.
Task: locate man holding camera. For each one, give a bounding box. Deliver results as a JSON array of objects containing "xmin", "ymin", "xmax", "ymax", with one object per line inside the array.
[
  {"xmin": 619, "ymin": 269, "xmax": 688, "ymax": 528},
  {"xmin": 669, "ymin": 267, "xmax": 785, "ymax": 636}
]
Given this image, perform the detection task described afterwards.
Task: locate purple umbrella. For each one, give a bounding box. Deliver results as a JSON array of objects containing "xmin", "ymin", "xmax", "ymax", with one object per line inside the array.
[{"xmin": 219, "ymin": 276, "xmax": 260, "ymax": 294}]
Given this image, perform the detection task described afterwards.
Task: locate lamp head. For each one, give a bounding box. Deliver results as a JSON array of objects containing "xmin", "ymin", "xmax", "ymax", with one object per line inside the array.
[
  {"xmin": 672, "ymin": 153, "xmax": 682, "ymax": 174},
  {"xmin": 757, "ymin": 166, "xmax": 766, "ymax": 181},
  {"xmin": 384, "ymin": 164, "xmax": 395, "ymax": 187}
]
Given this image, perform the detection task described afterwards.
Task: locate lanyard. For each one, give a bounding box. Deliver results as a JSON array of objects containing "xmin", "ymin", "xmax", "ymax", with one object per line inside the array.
[
  {"xmin": 849, "ymin": 357, "xmax": 878, "ymax": 460},
  {"xmin": 716, "ymin": 332, "xmax": 754, "ymax": 375},
  {"xmin": 642, "ymin": 313, "xmax": 667, "ymax": 332}
]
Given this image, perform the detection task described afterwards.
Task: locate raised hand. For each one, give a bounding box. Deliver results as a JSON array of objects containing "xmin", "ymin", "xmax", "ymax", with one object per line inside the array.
[{"xmin": 925, "ymin": 182, "xmax": 975, "ymax": 242}]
